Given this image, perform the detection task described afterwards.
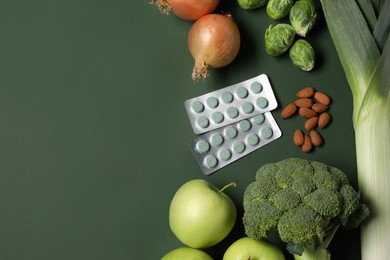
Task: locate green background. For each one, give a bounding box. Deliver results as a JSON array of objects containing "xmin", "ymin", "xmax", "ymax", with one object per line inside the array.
[{"xmin": 0, "ymin": 0, "xmax": 360, "ymax": 259}]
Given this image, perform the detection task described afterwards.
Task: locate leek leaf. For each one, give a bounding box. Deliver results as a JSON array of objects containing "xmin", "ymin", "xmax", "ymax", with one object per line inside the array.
[
  {"xmin": 321, "ymin": 1, "xmax": 390, "ymax": 259},
  {"xmin": 358, "ymin": 33, "xmax": 390, "ymax": 125},
  {"xmin": 356, "ymin": 0, "xmax": 377, "ymax": 31},
  {"xmin": 373, "ymin": 0, "xmax": 390, "ymax": 51},
  {"xmin": 354, "ymin": 34, "xmax": 390, "ymax": 260},
  {"xmin": 320, "ymin": 0, "xmax": 380, "ymax": 124},
  {"xmin": 370, "ymin": 0, "xmax": 386, "ymax": 15}
]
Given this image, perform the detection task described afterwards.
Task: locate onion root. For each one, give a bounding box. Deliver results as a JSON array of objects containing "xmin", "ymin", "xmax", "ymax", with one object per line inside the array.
[
  {"xmin": 150, "ymin": 0, "xmax": 171, "ymax": 15},
  {"xmin": 192, "ymin": 61, "xmax": 209, "ymax": 81}
]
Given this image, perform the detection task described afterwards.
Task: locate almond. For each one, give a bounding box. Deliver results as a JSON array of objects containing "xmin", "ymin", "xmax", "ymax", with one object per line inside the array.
[
  {"xmin": 318, "ymin": 112, "xmax": 332, "ymax": 128},
  {"xmin": 293, "ymin": 129, "xmax": 304, "ymax": 146},
  {"xmin": 302, "ymin": 134, "xmax": 313, "ymax": 152},
  {"xmin": 314, "ymin": 92, "xmax": 331, "ymax": 105},
  {"xmin": 294, "ymin": 98, "xmax": 313, "ymax": 108},
  {"xmin": 312, "ymin": 103, "xmax": 329, "ymax": 113},
  {"xmin": 281, "ymin": 103, "xmax": 298, "ymax": 119},
  {"xmin": 298, "ymin": 107, "xmax": 317, "ymax": 118},
  {"xmin": 310, "ymin": 129, "xmax": 323, "ymax": 146},
  {"xmin": 304, "ymin": 116, "xmax": 319, "ymax": 131},
  {"xmin": 296, "ymin": 87, "xmax": 315, "ymax": 98}
]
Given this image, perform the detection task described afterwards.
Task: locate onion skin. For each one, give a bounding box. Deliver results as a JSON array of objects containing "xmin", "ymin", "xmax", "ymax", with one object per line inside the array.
[
  {"xmin": 151, "ymin": 0, "xmax": 220, "ymax": 21},
  {"xmin": 188, "ymin": 14, "xmax": 241, "ymax": 80}
]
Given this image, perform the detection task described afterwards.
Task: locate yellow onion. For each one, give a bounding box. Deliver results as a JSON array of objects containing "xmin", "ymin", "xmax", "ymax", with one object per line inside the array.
[{"xmin": 188, "ymin": 14, "xmax": 241, "ymax": 80}]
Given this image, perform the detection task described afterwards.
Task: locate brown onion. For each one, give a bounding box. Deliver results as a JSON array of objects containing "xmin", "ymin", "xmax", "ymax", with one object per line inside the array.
[
  {"xmin": 151, "ymin": 0, "xmax": 220, "ymax": 21},
  {"xmin": 188, "ymin": 14, "xmax": 241, "ymax": 80}
]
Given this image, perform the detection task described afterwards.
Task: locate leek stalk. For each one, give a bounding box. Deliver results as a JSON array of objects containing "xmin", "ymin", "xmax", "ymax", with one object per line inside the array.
[{"xmin": 320, "ymin": 0, "xmax": 390, "ymax": 259}]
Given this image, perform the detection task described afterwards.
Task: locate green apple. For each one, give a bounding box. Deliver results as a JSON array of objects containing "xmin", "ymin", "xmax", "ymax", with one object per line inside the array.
[
  {"xmin": 161, "ymin": 247, "xmax": 213, "ymax": 260},
  {"xmin": 223, "ymin": 237, "xmax": 285, "ymax": 260},
  {"xmin": 169, "ymin": 179, "xmax": 237, "ymax": 248}
]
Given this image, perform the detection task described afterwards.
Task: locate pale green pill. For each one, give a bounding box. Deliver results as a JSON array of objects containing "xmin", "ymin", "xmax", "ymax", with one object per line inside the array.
[
  {"xmin": 197, "ymin": 116, "xmax": 210, "ymax": 128},
  {"xmin": 221, "ymin": 91, "xmax": 234, "ymax": 104},
  {"xmin": 210, "ymin": 133, "xmax": 224, "ymax": 147},
  {"xmin": 236, "ymin": 86, "xmax": 248, "ymax": 99},
  {"xmin": 203, "ymin": 154, "xmax": 218, "ymax": 169},
  {"xmin": 241, "ymin": 102, "xmax": 254, "ymax": 114},
  {"xmin": 233, "ymin": 141, "xmax": 246, "ymax": 154},
  {"xmin": 246, "ymin": 133, "xmax": 260, "ymax": 146},
  {"xmin": 256, "ymin": 97, "xmax": 269, "ymax": 109},
  {"xmin": 196, "ymin": 140, "xmax": 210, "ymax": 154},
  {"xmin": 218, "ymin": 148, "xmax": 232, "ymax": 161},
  {"xmin": 211, "ymin": 111, "xmax": 224, "ymax": 124},
  {"xmin": 192, "ymin": 101, "xmax": 204, "ymax": 113},
  {"xmin": 224, "ymin": 126, "xmax": 238, "ymax": 139},
  {"xmin": 238, "ymin": 119, "xmax": 251, "ymax": 132},
  {"xmin": 227, "ymin": 107, "xmax": 239, "ymax": 119},
  {"xmin": 206, "ymin": 96, "xmax": 219, "ymax": 108},
  {"xmin": 250, "ymin": 81, "xmax": 263, "ymax": 93},
  {"xmin": 260, "ymin": 126, "xmax": 273, "ymax": 139},
  {"xmin": 252, "ymin": 114, "xmax": 265, "ymax": 125}
]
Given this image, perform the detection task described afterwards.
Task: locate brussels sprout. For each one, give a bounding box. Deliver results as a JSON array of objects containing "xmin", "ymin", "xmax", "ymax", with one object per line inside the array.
[
  {"xmin": 289, "ymin": 0, "xmax": 318, "ymax": 37},
  {"xmin": 264, "ymin": 23, "xmax": 296, "ymax": 56},
  {"xmin": 266, "ymin": 0, "xmax": 294, "ymax": 20},
  {"xmin": 238, "ymin": 0, "xmax": 268, "ymax": 9},
  {"xmin": 289, "ymin": 39, "xmax": 315, "ymax": 71}
]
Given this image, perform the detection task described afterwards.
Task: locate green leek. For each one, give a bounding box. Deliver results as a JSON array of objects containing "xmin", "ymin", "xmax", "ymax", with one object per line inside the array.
[{"xmin": 320, "ymin": 0, "xmax": 390, "ymax": 259}]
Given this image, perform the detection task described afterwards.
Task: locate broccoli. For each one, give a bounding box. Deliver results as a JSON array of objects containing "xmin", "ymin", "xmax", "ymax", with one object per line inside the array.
[{"xmin": 243, "ymin": 158, "xmax": 369, "ymax": 260}]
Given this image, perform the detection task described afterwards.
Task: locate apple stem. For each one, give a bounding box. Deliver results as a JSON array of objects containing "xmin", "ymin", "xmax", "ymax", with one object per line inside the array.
[{"xmin": 218, "ymin": 182, "xmax": 237, "ymax": 194}]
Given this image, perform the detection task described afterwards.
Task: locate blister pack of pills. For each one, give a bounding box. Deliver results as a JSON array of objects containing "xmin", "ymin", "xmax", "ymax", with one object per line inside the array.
[
  {"xmin": 185, "ymin": 74, "xmax": 278, "ymax": 134},
  {"xmin": 189, "ymin": 112, "xmax": 282, "ymax": 175},
  {"xmin": 185, "ymin": 74, "xmax": 282, "ymax": 175}
]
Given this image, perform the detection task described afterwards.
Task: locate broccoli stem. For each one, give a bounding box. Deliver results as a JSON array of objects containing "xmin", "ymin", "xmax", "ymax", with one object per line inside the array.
[{"xmin": 293, "ymin": 247, "xmax": 330, "ymax": 260}]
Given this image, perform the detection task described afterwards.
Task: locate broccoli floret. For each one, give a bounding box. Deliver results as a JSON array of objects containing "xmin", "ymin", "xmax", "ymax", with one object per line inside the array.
[
  {"xmin": 292, "ymin": 175, "xmax": 316, "ymax": 197},
  {"xmin": 304, "ymin": 188, "xmax": 341, "ymax": 218},
  {"xmin": 271, "ymin": 187, "xmax": 301, "ymax": 211},
  {"xmin": 243, "ymin": 200, "xmax": 282, "ymax": 240},
  {"xmin": 255, "ymin": 165, "xmax": 281, "ymax": 196},
  {"xmin": 278, "ymin": 205, "xmax": 326, "ymax": 248},
  {"xmin": 312, "ymin": 166, "xmax": 342, "ymax": 190},
  {"xmin": 242, "ymin": 158, "xmax": 369, "ymax": 260}
]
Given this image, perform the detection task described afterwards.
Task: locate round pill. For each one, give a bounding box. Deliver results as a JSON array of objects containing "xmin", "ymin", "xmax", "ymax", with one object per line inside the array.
[
  {"xmin": 203, "ymin": 154, "xmax": 218, "ymax": 169},
  {"xmin": 211, "ymin": 111, "xmax": 224, "ymax": 124},
  {"xmin": 210, "ymin": 133, "xmax": 224, "ymax": 147},
  {"xmin": 218, "ymin": 148, "xmax": 232, "ymax": 161},
  {"xmin": 256, "ymin": 97, "xmax": 269, "ymax": 109},
  {"xmin": 192, "ymin": 101, "xmax": 204, "ymax": 113},
  {"xmin": 233, "ymin": 141, "xmax": 246, "ymax": 154},
  {"xmin": 195, "ymin": 140, "xmax": 210, "ymax": 154},
  {"xmin": 206, "ymin": 96, "xmax": 219, "ymax": 108},
  {"xmin": 221, "ymin": 91, "xmax": 234, "ymax": 104},
  {"xmin": 236, "ymin": 86, "xmax": 248, "ymax": 99},
  {"xmin": 197, "ymin": 116, "xmax": 210, "ymax": 129},
  {"xmin": 226, "ymin": 107, "xmax": 239, "ymax": 119},
  {"xmin": 224, "ymin": 126, "xmax": 238, "ymax": 139},
  {"xmin": 260, "ymin": 126, "xmax": 273, "ymax": 139},
  {"xmin": 241, "ymin": 102, "xmax": 254, "ymax": 114},
  {"xmin": 246, "ymin": 133, "xmax": 260, "ymax": 146},
  {"xmin": 252, "ymin": 114, "xmax": 265, "ymax": 125},
  {"xmin": 250, "ymin": 82, "xmax": 263, "ymax": 94},
  {"xmin": 238, "ymin": 119, "xmax": 251, "ymax": 132}
]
